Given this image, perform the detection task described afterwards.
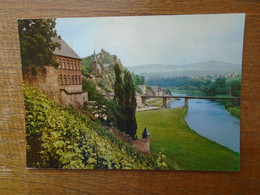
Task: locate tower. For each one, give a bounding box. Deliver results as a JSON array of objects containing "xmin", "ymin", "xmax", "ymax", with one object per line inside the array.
[
  {"xmin": 92, "ymin": 50, "xmax": 101, "ymax": 75},
  {"xmin": 92, "ymin": 50, "xmax": 97, "ymax": 73}
]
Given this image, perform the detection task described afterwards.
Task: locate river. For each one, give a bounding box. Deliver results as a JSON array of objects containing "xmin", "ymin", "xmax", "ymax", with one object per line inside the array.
[{"xmin": 170, "ymin": 92, "xmax": 240, "ymax": 153}]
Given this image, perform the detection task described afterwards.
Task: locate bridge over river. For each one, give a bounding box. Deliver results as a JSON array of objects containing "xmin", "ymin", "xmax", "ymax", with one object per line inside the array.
[{"xmin": 141, "ymin": 95, "xmax": 240, "ymax": 108}]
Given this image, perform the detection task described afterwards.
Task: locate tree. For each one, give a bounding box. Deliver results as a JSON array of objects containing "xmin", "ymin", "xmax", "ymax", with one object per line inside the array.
[
  {"xmin": 81, "ymin": 55, "xmax": 94, "ymax": 75},
  {"xmin": 114, "ymin": 65, "xmax": 138, "ymax": 139},
  {"xmin": 231, "ymin": 80, "xmax": 241, "ymax": 97},
  {"xmin": 18, "ymin": 19, "xmax": 60, "ymax": 70},
  {"xmin": 114, "ymin": 64, "xmax": 125, "ymax": 130},
  {"xmin": 123, "ymin": 71, "xmax": 137, "ymax": 139},
  {"xmin": 82, "ymin": 78, "xmax": 119, "ymax": 126},
  {"xmin": 114, "ymin": 64, "xmax": 124, "ymax": 104}
]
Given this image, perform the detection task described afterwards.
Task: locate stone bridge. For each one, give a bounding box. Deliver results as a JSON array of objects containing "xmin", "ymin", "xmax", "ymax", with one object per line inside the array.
[{"xmin": 141, "ymin": 95, "xmax": 240, "ymax": 108}]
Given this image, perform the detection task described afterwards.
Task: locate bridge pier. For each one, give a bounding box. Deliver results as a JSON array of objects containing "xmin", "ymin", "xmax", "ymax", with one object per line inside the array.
[
  {"xmin": 142, "ymin": 97, "xmax": 147, "ymax": 106},
  {"xmin": 163, "ymin": 97, "xmax": 167, "ymax": 108},
  {"xmin": 184, "ymin": 97, "xmax": 188, "ymax": 107}
]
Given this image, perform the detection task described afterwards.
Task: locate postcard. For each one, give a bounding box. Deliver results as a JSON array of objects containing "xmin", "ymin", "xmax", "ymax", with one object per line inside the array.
[{"xmin": 18, "ymin": 13, "xmax": 245, "ymax": 170}]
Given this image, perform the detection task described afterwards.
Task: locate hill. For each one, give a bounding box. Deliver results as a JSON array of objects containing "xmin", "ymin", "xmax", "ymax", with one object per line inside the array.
[
  {"xmin": 81, "ymin": 49, "xmax": 144, "ymax": 94},
  {"xmin": 24, "ymin": 83, "xmax": 163, "ymax": 169},
  {"xmin": 81, "ymin": 49, "xmax": 126, "ymax": 93},
  {"xmin": 81, "ymin": 49, "xmax": 125, "ymax": 76},
  {"xmin": 127, "ymin": 61, "xmax": 241, "ymax": 78}
]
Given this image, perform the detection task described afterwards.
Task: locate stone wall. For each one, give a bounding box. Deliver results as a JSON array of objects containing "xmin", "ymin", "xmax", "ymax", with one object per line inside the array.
[
  {"xmin": 23, "ymin": 66, "xmax": 88, "ymax": 108},
  {"xmin": 132, "ymin": 137, "xmax": 150, "ymax": 156},
  {"xmin": 60, "ymin": 89, "xmax": 88, "ymax": 108},
  {"xmin": 136, "ymin": 95, "xmax": 143, "ymax": 108},
  {"xmin": 106, "ymin": 127, "xmax": 150, "ymax": 156},
  {"xmin": 23, "ymin": 66, "xmax": 61, "ymax": 103}
]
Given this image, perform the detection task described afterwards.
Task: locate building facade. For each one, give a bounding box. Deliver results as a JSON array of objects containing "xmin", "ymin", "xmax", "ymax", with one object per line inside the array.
[{"xmin": 23, "ymin": 36, "xmax": 88, "ymax": 108}]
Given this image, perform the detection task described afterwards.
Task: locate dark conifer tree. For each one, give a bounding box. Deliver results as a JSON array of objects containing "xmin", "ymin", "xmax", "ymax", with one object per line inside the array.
[
  {"xmin": 123, "ymin": 70, "xmax": 137, "ymax": 139},
  {"xmin": 114, "ymin": 64, "xmax": 125, "ymax": 131}
]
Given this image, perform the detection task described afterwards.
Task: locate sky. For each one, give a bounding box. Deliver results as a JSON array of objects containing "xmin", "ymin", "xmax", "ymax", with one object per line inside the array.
[{"xmin": 55, "ymin": 14, "xmax": 245, "ymax": 67}]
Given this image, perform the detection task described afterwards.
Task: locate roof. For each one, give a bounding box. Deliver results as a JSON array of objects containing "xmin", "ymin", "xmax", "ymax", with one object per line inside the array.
[
  {"xmin": 142, "ymin": 127, "xmax": 150, "ymax": 138},
  {"xmin": 52, "ymin": 36, "xmax": 81, "ymax": 60}
]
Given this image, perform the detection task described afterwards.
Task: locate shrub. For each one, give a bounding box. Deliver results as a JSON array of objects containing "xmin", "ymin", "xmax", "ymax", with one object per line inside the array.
[{"xmin": 24, "ymin": 83, "xmax": 163, "ymax": 169}]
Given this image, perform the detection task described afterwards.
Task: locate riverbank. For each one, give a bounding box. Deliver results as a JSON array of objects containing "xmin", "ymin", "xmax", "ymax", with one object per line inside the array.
[
  {"xmin": 171, "ymin": 91, "xmax": 241, "ymax": 118},
  {"xmin": 136, "ymin": 108, "xmax": 240, "ymax": 171},
  {"xmin": 214, "ymin": 95, "xmax": 240, "ymax": 118}
]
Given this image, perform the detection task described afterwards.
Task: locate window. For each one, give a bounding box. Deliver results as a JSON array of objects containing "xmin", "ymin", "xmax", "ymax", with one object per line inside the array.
[
  {"xmin": 62, "ymin": 59, "xmax": 65, "ymax": 69},
  {"xmin": 64, "ymin": 75, "xmax": 66, "ymax": 85},
  {"xmin": 58, "ymin": 58, "xmax": 61, "ymax": 69},
  {"xmin": 71, "ymin": 75, "xmax": 74, "ymax": 85},
  {"xmin": 68, "ymin": 75, "xmax": 70, "ymax": 85},
  {"xmin": 78, "ymin": 61, "xmax": 81, "ymax": 70},
  {"xmin": 75, "ymin": 75, "xmax": 77, "ymax": 84},
  {"xmin": 78, "ymin": 75, "xmax": 81, "ymax": 84},
  {"xmin": 74, "ymin": 61, "xmax": 77, "ymax": 70},
  {"xmin": 59, "ymin": 74, "xmax": 62, "ymax": 85},
  {"xmin": 71, "ymin": 60, "xmax": 73, "ymax": 70},
  {"xmin": 67, "ymin": 59, "xmax": 69, "ymax": 70}
]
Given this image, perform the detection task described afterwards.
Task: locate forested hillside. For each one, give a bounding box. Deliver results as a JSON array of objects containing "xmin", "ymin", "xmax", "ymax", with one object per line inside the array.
[
  {"xmin": 147, "ymin": 75, "xmax": 241, "ymax": 97},
  {"xmin": 127, "ymin": 61, "xmax": 241, "ymax": 79},
  {"xmin": 81, "ymin": 49, "xmax": 144, "ymax": 94}
]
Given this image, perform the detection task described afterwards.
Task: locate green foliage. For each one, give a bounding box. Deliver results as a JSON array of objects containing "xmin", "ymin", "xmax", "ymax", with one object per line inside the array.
[
  {"xmin": 231, "ymin": 80, "xmax": 241, "ymax": 97},
  {"xmin": 132, "ymin": 74, "xmax": 145, "ymax": 85},
  {"xmin": 226, "ymin": 106, "xmax": 240, "ymax": 118},
  {"xmin": 147, "ymin": 76, "xmax": 241, "ymax": 97},
  {"xmin": 156, "ymin": 149, "xmax": 168, "ymax": 170},
  {"xmin": 98, "ymin": 78, "xmax": 112, "ymax": 93},
  {"xmin": 131, "ymin": 73, "xmax": 145, "ymax": 94},
  {"xmin": 82, "ymin": 78, "xmax": 119, "ymax": 126},
  {"xmin": 114, "ymin": 65, "xmax": 138, "ymax": 139},
  {"xmin": 81, "ymin": 56, "xmax": 93, "ymax": 75},
  {"xmin": 81, "ymin": 50, "xmax": 124, "ymax": 93},
  {"xmin": 204, "ymin": 78, "xmax": 229, "ymax": 96},
  {"xmin": 81, "ymin": 50, "xmax": 123, "ymax": 75},
  {"xmin": 147, "ymin": 76, "xmax": 208, "ymax": 94},
  {"xmin": 18, "ymin": 19, "xmax": 61, "ymax": 69},
  {"xmin": 123, "ymin": 71, "xmax": 137, "ymax": 139},
  {"xmin": 82, "ymin": 78, "xmax": 100, "ymax": 101},
  {"xmin": 114, "ymin": 64, "xmax": 125, "ymax": 131},
  {"xmin": 136, "ymin": 108, "xmax": 240, "ymax": 171},
  {"xmin": 24, "ymin": 83, "xmax": 161, "ymax": 169}
]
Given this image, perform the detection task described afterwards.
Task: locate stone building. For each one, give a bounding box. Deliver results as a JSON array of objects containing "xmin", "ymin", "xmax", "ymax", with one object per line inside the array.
[
  {"xmin": 137, "ymin": 85, "xmax": 146, "ymax": 94},
  {"xmin": 92, "ymin": 50, "xmax": 102, "ymax": 75},
  {"xmin": 103, "ymin": 64, "xmax": 111, "ymax": 72},
  {"xmin": 23, "ymin": 36, "xmax": 88, "ymax": 108}
]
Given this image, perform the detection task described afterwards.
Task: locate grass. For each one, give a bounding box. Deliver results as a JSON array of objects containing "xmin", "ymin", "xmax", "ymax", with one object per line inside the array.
[
  {"xmin": 136, "ymin": 108, "xmax": 240, "ymax": 171},
  {"xmin": 226, "ymin": 106, "xmax": 240, "ymax": 118},
  {"xmin": 214, "ymin": 94, "xmax": 233, "ymax": 106},
  {"xmin": 147, "ymin": 98, "xmax": 163, "ymax": 107}
]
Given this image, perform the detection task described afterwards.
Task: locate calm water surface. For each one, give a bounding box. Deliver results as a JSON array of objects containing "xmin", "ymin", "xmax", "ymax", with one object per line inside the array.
[{"xmin": 170, "ymin": 92, "xmax": 240, "ymax": 153}]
